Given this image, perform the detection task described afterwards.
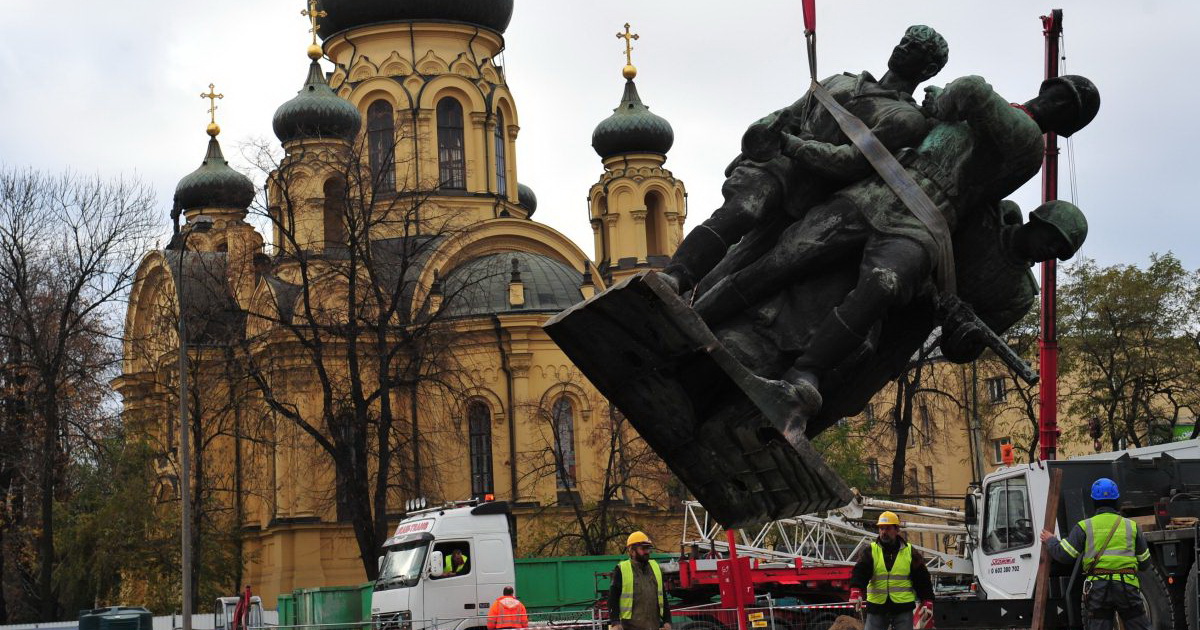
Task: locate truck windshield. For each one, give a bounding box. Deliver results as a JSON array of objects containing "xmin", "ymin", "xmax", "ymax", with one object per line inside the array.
[{"xmin": 377, "ymin": 540, "xmax": 429, "ymax": 589}]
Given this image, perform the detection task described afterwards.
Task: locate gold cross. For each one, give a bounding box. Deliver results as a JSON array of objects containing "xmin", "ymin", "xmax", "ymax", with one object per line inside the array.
[
  {"xmin": 200, "ymin": 83, "xmax": 224, "ymax": 125},
  {"xmin": 616, "ymin": 23, "xmax": 639, "ymax": 66},
  {"xmin": 301, "ymin": 0, "xmax": 327, "ymax": 45}
]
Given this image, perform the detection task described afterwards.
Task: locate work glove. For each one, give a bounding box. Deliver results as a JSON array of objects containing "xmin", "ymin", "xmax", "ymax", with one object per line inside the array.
[{"xmin": 849, "ymin": 588, "xmax": 863, "ymax": 613}]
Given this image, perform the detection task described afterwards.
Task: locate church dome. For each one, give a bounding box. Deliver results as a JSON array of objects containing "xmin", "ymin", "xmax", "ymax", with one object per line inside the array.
[
  {"xmin": 174, "ymin": 137, "xmax": 255, "ymax": 212},
  {"xmin": 273, "ymin": 60, "xmax": 362, "ymax": 144},
  {"xmin": 441, "ymin": 251, "xmax": 583, "ymax": 317},
  {"xmin": 316, "ymin": 0, "xmax": 514, "ymax": 37},
  {"xmin": 517, "ymin": 183, "xmax": 537, "ymax": 216},
  {"xmin": 592, "ymin": 80, "xmax": 674, "ymax": 158}
]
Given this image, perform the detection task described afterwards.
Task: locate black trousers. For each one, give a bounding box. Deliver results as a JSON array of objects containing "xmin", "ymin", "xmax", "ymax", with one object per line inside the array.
[{"xmin": 1084, "ymin": 579, "xmax": 1151, "ymax": 630}]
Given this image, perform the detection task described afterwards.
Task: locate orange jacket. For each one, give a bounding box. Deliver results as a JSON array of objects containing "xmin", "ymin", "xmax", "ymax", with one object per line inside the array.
[{"xmin": 487, "ymin": 595, "xmax": 528, "ymax": 629}]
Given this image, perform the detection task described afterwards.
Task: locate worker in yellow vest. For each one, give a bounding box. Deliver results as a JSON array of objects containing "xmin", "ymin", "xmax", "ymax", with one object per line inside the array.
[
  {"xmin": 608, "ymin": 531, "xmax": 671, "ymax": 630},
  {"xmin": 444, "ymin": 548, "xmax": 469, "ymax": 576},
  {"xmin": 1041, "ymin": 478, "xmax": 1152, "ymax": 630},
  {"xmin": 848, "ymin": 512, "xmax": 935, "ymax": 630}
]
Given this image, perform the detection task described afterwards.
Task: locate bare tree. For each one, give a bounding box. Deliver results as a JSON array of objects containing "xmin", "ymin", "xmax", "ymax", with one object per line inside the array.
[
  {"xmin": 0, "ymin": 168, "xmax": 157, "ymax": 620},
  {"xmin": 236, "ymin": 131, "xmax": 498, "ymax": 579},
  {"xmin": 519, "ymin": 377, "xmax": 677, "ymax": 556}
]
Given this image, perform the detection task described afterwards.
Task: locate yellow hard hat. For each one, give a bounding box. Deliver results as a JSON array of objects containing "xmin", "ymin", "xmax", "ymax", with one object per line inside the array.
[
  {"xmin": 626, "ymin": 531, "xmax": 653, "ymax": 547},
  {"xmin": 877, "ymin": 511, "xmax": 901, "ymax": 526}
]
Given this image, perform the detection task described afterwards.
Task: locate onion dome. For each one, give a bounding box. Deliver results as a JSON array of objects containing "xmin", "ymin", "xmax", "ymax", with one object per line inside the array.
[
  {"xmin": 174, "ymin": 135, "xmax": 255, "ymax": 212},
  {"xmin": 316, "ymin": 0, "xmax": 514, "ymax": 38},
  {"xmin": 517, "ymin": 183, "xmax": 537, "ymax": 216},
  {"xmin": 591, "ymin": 79, "xmax": 674, "ymax": 158},
  {"xmin": 441, "ymin": 252, "xmax": 583, "ymax": 316},
  {"xmin": 273, "ymin": 60, "xmax": 362, "ymax": 144}
]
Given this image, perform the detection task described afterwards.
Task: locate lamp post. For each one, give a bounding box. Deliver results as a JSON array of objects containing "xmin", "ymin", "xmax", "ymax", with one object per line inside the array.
[{"xmin": 176, "ymin": 215, "xmax": 213, "ymax": 630}]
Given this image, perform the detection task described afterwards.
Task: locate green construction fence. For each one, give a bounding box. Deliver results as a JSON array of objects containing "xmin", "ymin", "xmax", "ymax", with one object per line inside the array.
[{"xmin": 276, "ymin": 554, "xmax": 674, "ymax": 625}]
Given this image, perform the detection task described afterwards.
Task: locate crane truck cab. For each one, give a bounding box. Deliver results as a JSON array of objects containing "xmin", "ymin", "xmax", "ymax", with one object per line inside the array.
[
  {"xmin": 964, "ymin": 440, "xmax": 1200, "ymax": 630},
  {"xmin": 372, "ymin": 500, "xmax": 515, "ymax": 630}
]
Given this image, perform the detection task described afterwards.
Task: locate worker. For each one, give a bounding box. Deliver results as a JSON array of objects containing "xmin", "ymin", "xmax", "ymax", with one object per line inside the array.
[
  {"xmin": 849, "ymin": 511, "xmax": 935, "ymax": 630},
  {"xmin": 608, "ymin": 531, "xmax": 671, "ymax": 630},
  {"xmin": 487, "ymin": 586, "xmax": 529, "ymax": 630},
  {"xmin": 444, "ymin": 548, "xmax": 469, "ymax": 576},
  {"xmin": 1041, "ymin": 478, "xmax": 1152, "ymax": 630}
]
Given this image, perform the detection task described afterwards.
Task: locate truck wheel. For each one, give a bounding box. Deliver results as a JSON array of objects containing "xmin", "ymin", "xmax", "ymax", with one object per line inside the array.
[
  {"xmin": 1185, "ymin": 565, "xmax": 1197, "ymax": 630},
  {"xmin": 1139, "ymin": 567, "xmax": 1178, "ymax": 630}
]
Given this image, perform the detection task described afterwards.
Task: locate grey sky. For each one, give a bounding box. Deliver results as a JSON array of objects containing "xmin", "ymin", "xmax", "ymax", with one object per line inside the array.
[{"xmin": 2, "ymin": 1, "xmax": 1195, "ymax": 271}]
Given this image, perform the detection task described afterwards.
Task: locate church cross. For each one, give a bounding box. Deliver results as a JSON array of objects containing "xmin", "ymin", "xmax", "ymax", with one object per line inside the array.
[
  {"xmin": 301, "ymin": 0, "xmax": 327, "ymax": 45},
  {"xmin": 617, "ymin": 23, "xmax": 639, "ymax": 66},
  {"xmin": 200, "ymin": 83, "xmax": 224, "ymax": 125}
]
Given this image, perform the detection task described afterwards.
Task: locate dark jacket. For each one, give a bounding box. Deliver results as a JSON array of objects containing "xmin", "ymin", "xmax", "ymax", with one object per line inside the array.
[
  {"xmin": 607, "ymin": 559, "xmax": 671, "ymax": 628},
  {"xmin": 849, "ymin": 537, "xmax": 935, "ymax": 615}
]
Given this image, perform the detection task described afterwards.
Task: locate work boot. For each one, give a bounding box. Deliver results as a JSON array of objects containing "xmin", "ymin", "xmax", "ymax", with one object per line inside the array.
[
  {"xmin": 738, "ymin": 372, "xmax": 821, "ymax": 446},
  {"xmin": 663, "ymin": 226, "xmax": 729, "ymax": 294}
]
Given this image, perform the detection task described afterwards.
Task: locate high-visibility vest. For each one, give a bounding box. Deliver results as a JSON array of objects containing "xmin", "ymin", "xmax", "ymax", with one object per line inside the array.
[
  {"xmin": 1075, "ymin": 513, "xmax": 1143, "ymax": 587},
  {"xmin": 445, "ymin": 553, "xmax": 469, "ymax": 574},
  {"xmin": 617, "ymin": 559, "xmax": 664, "ymax": 619},
  {"xmin": 487, "ymin": 595, "xmax": 528, "ymax": 629},
  {"xmin": 866, "ymin": 542, "xmax": 915, "ymax": 605}
]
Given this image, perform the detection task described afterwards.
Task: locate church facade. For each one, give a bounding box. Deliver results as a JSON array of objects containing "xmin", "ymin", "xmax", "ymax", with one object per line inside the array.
[{"xmin": 116, "ymin": 1, "xmax": 689, "ymax": 603}]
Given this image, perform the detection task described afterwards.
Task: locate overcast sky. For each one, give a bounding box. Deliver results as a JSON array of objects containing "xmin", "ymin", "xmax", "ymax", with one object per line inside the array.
[{"xmin": 2, "ymin": 1, "xmax": 1196, "ymax": 271}]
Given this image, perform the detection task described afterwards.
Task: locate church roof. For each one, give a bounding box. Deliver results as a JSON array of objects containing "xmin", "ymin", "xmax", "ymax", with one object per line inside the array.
[
  {"xmin": 316, "ymin": 0, "xmax": 514, "ymax": 38},
  {"xmin": 591, "ymin": 79, "xmax": 674, "ymax": 158},
  {"xmin": 163, "ymin": 250, "xmax": 245, "ymax": 344},
  {"xmin": 441, "ymin": 251, "xmax": 583, "ymax": 317},
  {"xmin": 273, "ymin": 60, "xmax": 362, "ymax": 144},
  {"xmin": 173, "ymin": 137, "xmax": 255, "ymax": 212}
]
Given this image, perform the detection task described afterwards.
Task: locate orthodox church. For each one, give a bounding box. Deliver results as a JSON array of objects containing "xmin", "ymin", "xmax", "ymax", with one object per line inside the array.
[{"xmin": 116, "ymin": 0, "xmax": 690, "ymax": 600}]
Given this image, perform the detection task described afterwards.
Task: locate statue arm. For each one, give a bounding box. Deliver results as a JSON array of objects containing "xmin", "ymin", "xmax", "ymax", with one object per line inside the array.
[
  {"xmin": 940, "ymin": 273, "xmax": 1036, "ymax": 363},
  {"xmin": 780, "ymin": 106, "xmax": 931, "ymax": 183}
]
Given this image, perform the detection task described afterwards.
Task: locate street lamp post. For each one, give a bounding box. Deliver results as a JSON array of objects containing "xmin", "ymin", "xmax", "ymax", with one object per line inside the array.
[{"xmin": 176, "ymin": 216, "xmax": 213, "ymax": 630}]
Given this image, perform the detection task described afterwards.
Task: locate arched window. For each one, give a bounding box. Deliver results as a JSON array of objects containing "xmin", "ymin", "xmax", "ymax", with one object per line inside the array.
[
  {"xmin": 467, "ymin": 401, "xmax": 494, "ymax": 497},
  {"xmin": 551, "ymin": 397, "xmax": 576, "ymax": 490},
  {"xmin": 494, "ymin": 110, "xmax": 507, "ymax": 197},
  {"xmin": 645, "ymin": 191, "xmax": 665, "ymax": 257},
  {"xmin": 323, "ymin": 178, "xmax": 348, "ymax": 247},
  {"xmin": 367, "ymin": 100, "xmax": 396, "ymax": 192},
  {"xmin": 437, "ymin": 98, "xmax": 466, "ymax": 190}
]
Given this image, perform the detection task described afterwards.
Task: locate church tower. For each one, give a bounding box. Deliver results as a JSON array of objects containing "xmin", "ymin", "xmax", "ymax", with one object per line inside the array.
[{"xmin": 588, "ymin": 24, "xmax": 687, "ymax": 285}]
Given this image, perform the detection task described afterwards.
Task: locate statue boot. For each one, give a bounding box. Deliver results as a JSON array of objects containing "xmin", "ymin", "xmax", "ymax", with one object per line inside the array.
[
  {"xmin": 784, "ymin": 307, "xmax": 871, "ymax": 400},
  {"xmin": 662, "ymin": 226, "xmax": 728, "ymax": 295}
]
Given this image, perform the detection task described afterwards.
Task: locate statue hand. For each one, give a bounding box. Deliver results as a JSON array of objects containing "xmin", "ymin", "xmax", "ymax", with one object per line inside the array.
[
  {"xmin": 922, "ymin": 85, "xmax": 946, "ymax": 119},
  {"xmin": 779, "ymin": 133, "xmax": 810, "ymax": 160},
  {"xmin": 742, "ymin": 111, "xmax": 792, "ymax": 162}
]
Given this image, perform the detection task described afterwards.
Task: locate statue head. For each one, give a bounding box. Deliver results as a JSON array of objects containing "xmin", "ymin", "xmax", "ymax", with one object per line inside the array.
[
  {"xmin": 1025, "ymin": 75, "xmax": 1100, "ymax": 138},
  {"xmin": 1015, "ymin": 200, "xmax": 1088, "ymax": 261},
  {"xmin": 888, "ymin": 25, "xmax": 949, "ymax": 83}
]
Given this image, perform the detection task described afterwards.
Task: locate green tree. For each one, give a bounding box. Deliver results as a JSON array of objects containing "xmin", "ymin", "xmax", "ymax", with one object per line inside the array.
[{"xmin": 1059, "ymin": 254, "xmax": 1200, "ymax": 449}]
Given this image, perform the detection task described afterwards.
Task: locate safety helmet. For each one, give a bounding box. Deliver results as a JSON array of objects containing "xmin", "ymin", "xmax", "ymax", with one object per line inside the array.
[
  {"xmin": 626, "ymin": 531, "xmax": 653, "ymax": 548},
  {"xmin": 1091, "ymin": 478, "xmax": 1119, "ymax": 500},
  {"xmin": 1038, "ymin": 75, "xmax": 1100, "ymax": 138},
  {"xmin": 877, "ymin": 511, "xmax": 901, "ymax": 526},
  {"xmin": 1029, "ymin": 200, "xmax": 1088, "ymax": 260}
]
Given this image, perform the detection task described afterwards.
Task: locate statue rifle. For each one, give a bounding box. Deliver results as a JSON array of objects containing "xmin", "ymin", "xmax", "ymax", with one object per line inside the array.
[{"xmin": 939, "ymin": 293, "xmax": 1039, "ymax": 386}]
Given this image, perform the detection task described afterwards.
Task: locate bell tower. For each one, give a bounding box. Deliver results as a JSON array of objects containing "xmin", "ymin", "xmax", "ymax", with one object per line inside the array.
[{"xmin": 588, "ymin": 24, "xmax": 687, "ymax": 285}]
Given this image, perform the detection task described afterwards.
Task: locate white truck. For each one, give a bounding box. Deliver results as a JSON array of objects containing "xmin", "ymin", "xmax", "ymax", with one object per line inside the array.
[
  {"xmin": 937, "ymin": 439, "xmax": 1200, "ymax": 630},
  {"xmin": 371, "ymin": 500, "xmax": 516, "ymax": 630}
]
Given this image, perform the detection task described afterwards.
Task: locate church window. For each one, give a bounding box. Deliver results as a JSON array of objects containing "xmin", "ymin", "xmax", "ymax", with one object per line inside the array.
[
  {"xmin": 551, "ymin": 397, "xmax": 576, "ymax": 490},
  {"xmin": 437, "ymin": 98, "xmax": 466, "ymax": 190},
  {"xmin": 494, "ymin": 110, "xmax": 507, "ymax": 197},
  {"xmin": 367, "ymin": 100, "xmax": 396, "ymax": 192},
  {"xmin": 323, "ymin": 178, "xmax": 348, "ymax": 247},
  {"xmin": 467, "ymin": 401, "xmax": 494, "ymax": 498}
]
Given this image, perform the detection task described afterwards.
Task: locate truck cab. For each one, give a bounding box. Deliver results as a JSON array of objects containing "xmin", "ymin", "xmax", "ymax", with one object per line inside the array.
[{"xmin": 372, "ymin": 500, "xmax": 515, "ymax": 630}]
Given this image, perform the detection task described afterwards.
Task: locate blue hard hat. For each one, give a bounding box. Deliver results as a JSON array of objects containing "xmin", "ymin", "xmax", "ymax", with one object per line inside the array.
[{"xmin": 1091, "ymin": 478, "xmax": 1119, "ymax": 500}]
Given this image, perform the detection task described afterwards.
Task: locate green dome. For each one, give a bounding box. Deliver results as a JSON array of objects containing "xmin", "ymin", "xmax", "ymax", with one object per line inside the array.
[
  {"xmin": 442, "ymin": 252, "xmax": 583, "ymax": 317},
  {"xmin": 517, "ymin": 183, "xmax": 537, "ymax": 216},
  {"xmin": 592, "ymin": 80, "xmax": 674, "ymax": 158},
  {"xmin": 317, "ymin": 0, "xmax": 514, "ymax": 37},
  {"xmin": 273, "ymin": 60, "xmax": 362, "ymax": 144},
  {"xmin": 174, "ymin": 138, "xmax": 255, "ymax": 212}
]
